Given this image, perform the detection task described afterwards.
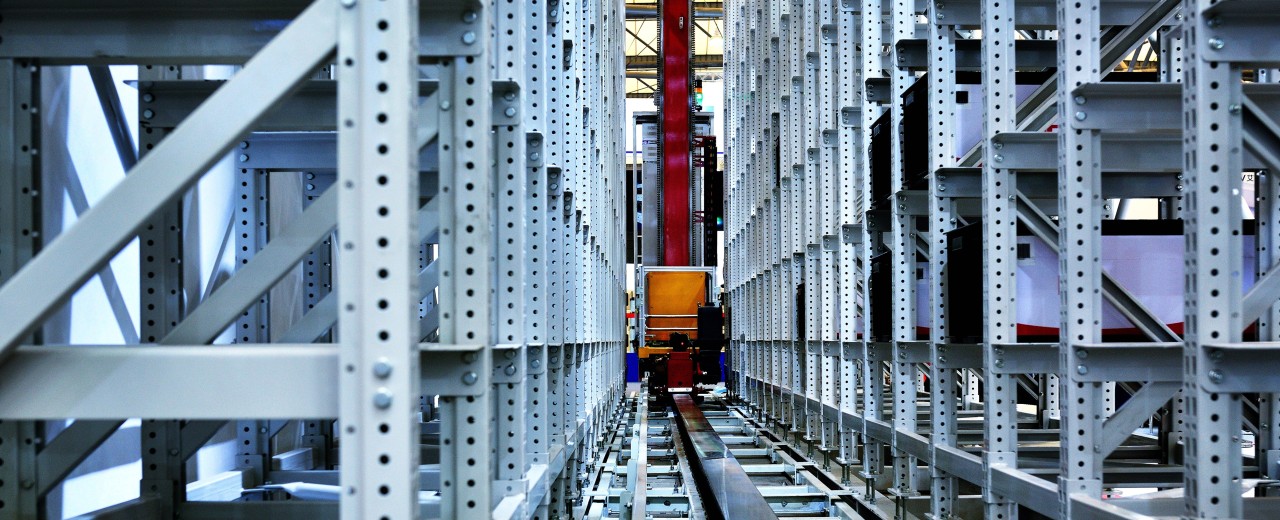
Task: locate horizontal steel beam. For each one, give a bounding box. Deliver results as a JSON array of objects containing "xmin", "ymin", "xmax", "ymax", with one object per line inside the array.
[
  {"xmin": 1070, "ymin": 495, "xmax": 1162, "ymax": 519},
  {"xmin": 0, "ymin": 0, "xmax": 482, "ymax": 63},
  {"xmin": 266, "ymin": 465, "xmax": 442, "ymax": 490},
  {"xmin": 177, "ymin": 501, "xmax": 444, "ymax": 519},
  {"xmin": 0, "ymin": 346, "xmax": 340, "ymax": 419},
  {"xmin": 1104, "ymin": 496, "xmax": 1280, "ymax": 518},
  {"xmin": 932, "ymin": 0, "xmax": 1159, "ymax": 28},
  {"xmin": 625, "ymin": 54, "xmax": 723, "ymax": 70},
  {"xmin": 1071, "ymin": 343, "xmax": 1184, "ymax": 382},
  {"xmin": 1200, "ymin": 2, "xmax": 1280, "ymax": 64},
  {"xmin": 625, "ymin": 2, "xmax": 723, "ymax": 19},
  {"xmin": 72, "ymin": 497, "xmax": 163, "ymax": 520},
  {"xmin": 896, "ymin": 39, "xmax": 1057, "ymax": 71},
  {"xmin": 1203, "ymin": 343, "xmax": 1280, "ymax": 393},
  {"xmin": 1071, "ymin": 82, "xmax": 1280, "ymax": 132},
  {"xmin": 990, "ymin": 131, "xmax": 1270, "ymax": 172},
  {"xmin": 991, "ymin": 465, "xmax": 1060, "ymax": 519},
  {"xmin": 936, "ymin": 166, "xmax": 1172, "ymax": 198},
  {"xmin": 140, "ymin": 80, "xmax": 438, "ymax": 131},
  {"xmin": 241, "ymin": 132, "xmax": 440, "ymax": 175}
]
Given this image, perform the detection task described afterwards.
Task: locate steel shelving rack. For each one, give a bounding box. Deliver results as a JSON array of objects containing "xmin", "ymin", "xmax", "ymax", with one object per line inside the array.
[
  {"xmin": 725, "ymin": 0, "xmax": 1280, "ymax": 517},
  {"xmin": 0, "ymin": 1, "xmax": 626, "ymax": 519}
]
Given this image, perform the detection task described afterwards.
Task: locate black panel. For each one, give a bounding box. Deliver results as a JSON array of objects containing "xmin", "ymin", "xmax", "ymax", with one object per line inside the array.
[
  {"xmin": 945, "ymin": 222, "xmax": 984, "ymax": 343},
  {"xmin": 869, "ymin": 252, "xmax": 892, "ymax": 341},
  {"xmin": 869, "ymin": 111, "xmax": 892, "ymax": 210},
  {"xmin": 696, "ymin": 305, "xmax": 724, "ymax": 384},
  {"xmin": 901, "ymin": 79, "xmax": 929, "ymax": 190}
]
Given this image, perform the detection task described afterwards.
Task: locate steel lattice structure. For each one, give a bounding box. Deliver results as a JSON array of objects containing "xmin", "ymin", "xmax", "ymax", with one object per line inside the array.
[
  {"xmin": 724, "ymin": 0, "xmax": 1280, "ymax": 517},
  {"xmin": 0, "ymin": 1, "xmax": 627, "ymax": 519}
]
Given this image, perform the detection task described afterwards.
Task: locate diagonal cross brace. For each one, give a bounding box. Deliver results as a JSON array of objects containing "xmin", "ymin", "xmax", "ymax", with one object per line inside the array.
[
  {"xmin": 1097, "ymin": 381, "xmax": 1180, "ymax": 458},
  {"xmin": 278, "ymin": 295, "xmax": 340, "ymax": 344},
  {"xmin": 1015, "ymin": 192, "xmax": 1181, "ymax": 343},
  {"xmin": 25, "ymin": 2, "xmax": 442, "ymax": 495},
  {"xmin": 234, "ymin": 94, "xmax": 440, "ymax": 345},
  {"xmin": 0, "ymin": 0, "xmax": 338, "ymax": 364},
  {"xmin": 278, "ymin": 195, "xmax": 441, "ymax": 343},
  {"xmin": 164, "ymin": 189, "xmax": 336, "ymax": 345},
  {"xmin": 957, "ymin": 0, "xmax": 1181, "ymax": 165},
  {"xmin": 33, "ymin": 190, "xmax": 336, "ymax": 495},
  {"xmin": 1241, "ymin": 97, "xmax": 1280, "ymax": 326},
  {"xmin": 10, "ymin": 0, "xmax": 337, "ymax": 496},
  {"xmin": 35, "ymin": 420, "xmax": 121, "ymax": 496}
]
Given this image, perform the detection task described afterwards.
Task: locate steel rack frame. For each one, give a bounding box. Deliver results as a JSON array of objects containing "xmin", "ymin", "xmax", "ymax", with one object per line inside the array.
[
  {"xmin": 725, "ymin": 0, "xmax": 1280, "ymax": 518},
  {"xmin": 0, "ymin": 1, "xmax": 627, "ymax": 519}
]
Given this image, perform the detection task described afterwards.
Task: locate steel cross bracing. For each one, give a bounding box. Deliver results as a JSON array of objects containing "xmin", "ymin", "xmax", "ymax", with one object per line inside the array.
[
  {"xmin": 724, "ymin": 0, "xmax": 1280, "ymax": 518},
  {"xmin": 0, "ymin": 1, "xmax": 626, "ymax": 519}
]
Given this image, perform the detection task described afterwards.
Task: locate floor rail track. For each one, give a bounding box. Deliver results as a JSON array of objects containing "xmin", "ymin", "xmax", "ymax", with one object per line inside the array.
[{"xmin": 672, "ymin": 394, "xmax": 778, "ymax": 520}]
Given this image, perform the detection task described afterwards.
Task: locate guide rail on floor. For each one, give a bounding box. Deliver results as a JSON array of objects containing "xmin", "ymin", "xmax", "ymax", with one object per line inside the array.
[{"xmin": 672, "ymin": 393, "xmax": 778, "ymax": 520}]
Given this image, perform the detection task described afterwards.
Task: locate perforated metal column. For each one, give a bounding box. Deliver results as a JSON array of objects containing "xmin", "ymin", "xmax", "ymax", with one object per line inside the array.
[{"xmin": 336, "ymin": 0, "xmax": 424, "ymax": 517}]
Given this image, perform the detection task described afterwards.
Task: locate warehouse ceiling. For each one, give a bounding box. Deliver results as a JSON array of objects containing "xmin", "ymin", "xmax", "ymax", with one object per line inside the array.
[{"xmin": 625, "ymin": 1, "xmax": 725, "ymax": 98}]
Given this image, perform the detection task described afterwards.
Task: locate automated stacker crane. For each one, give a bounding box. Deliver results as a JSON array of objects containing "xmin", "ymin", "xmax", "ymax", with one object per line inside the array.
[{"xmin": 633, "ymin": 0, "xmax": 726, "ymax": 397}]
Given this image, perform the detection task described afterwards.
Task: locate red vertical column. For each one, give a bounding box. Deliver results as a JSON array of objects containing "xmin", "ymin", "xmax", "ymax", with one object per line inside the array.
[{"xmin": 661, "ymin": 0, "xmax": 691, "ymax": 266}]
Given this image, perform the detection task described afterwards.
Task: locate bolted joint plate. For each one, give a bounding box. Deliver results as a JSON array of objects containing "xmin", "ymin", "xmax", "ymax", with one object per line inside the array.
[
  {"xmin": 821, "ymin": 341, "xmax": 839, "ymax": 358},
  {"xmin": 1202, "ymin": 342, "xmax": 1280, "ymax": 393},
  {"xmin": 422, "ymin": 0, "xmax": 486, "ymax": 57},
  {"xmin": 898, "ymin": 190, "xmax": 928, "ymax": 216},
  {"xmin": 820, "ymin": 24, "xmax": 837, "ymax": 44},
  {"xmin": 420, "ymin": 344, "xmax": 490, "ymax": 396},
  {"xmin": 526, "ymin": 343, "xmax": 547, "ymax": 375},
  {"xmin": 526, "ymin": 132, "xmax": 544, "ymax": 167},
  {"xmin": 865, "ymin": 342, "xmax": 892, "ymax": 363},
  {"xmin": 865, "ymin": 77, "xmax": 890, "ymax": 104},
  {"xmin": 822, "ymin": 234, "xmax": 839, "ymax": 251},
  {"xmin": 1200, "ymin": 3, "xmax": 1280, "ymax": 65},
  {"xmin": 841, "ymin": 341, "xmax": 861, "ymax": 360},
  {"xmin": 821, "ymin": 129, "xmax": 838, "ymax": 148},
  {"xmin": 894, "ymin": 340, "xmax": 931, "ymax": 364},
  {"xmin": 1070, "ymin": 342, "xmax": 1182, "ymax": 383},
  {"xmin": 492, "ymin": 80, "xmax": 521, "ymax": 125},
  {"xmin": 492, "ymin": 343, "xmax": 526, "ymax": 383},
  {"xmin": 864, "ymin": 210, "xmax": 890, "ymax": 232},
  {"xmin": 840, "ymin": 107, "xmax": 860, "ymax": 127},
  {"xmin": 989, "ymin": 342, "xmax": 1058, "ymax": 374},
  {"xmin": 546, "ymin": 167, "xmax": 562, "ymax": 199},
  {"xmin": 841, "ymin": 223, "xmax": 863, "ymax": 245}
]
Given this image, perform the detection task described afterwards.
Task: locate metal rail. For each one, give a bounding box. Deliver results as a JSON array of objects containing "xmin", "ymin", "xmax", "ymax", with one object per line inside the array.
[
  {"xmin": 672, "ymin": 394, "xmax": 777, "ymax": 520},
  {"xmin": 583, "ymin": 392, "xmax": 872, "ymax": 519}
]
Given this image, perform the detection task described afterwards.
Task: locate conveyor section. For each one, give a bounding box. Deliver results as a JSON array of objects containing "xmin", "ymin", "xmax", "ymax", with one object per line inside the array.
[{"xmin": 672, "ymin": 394, "xmax": 777, "ymax": 520}]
